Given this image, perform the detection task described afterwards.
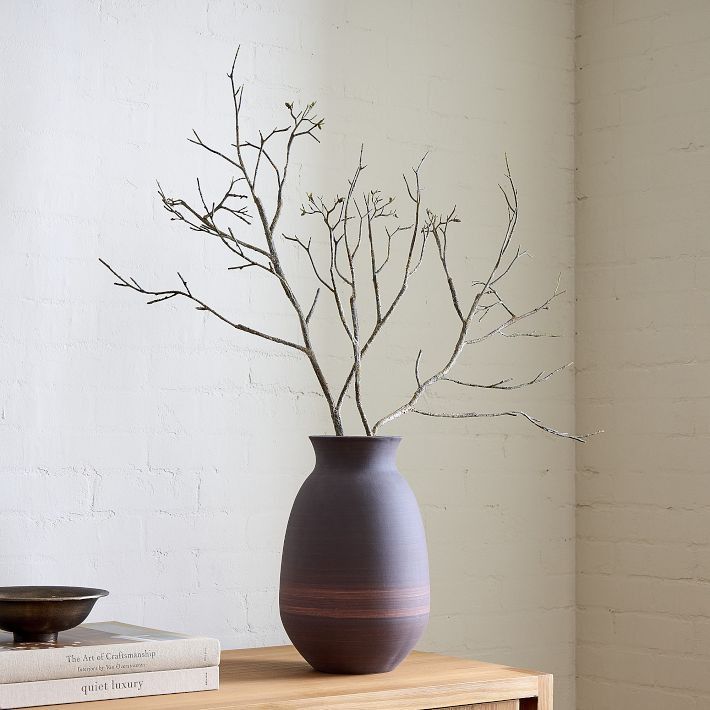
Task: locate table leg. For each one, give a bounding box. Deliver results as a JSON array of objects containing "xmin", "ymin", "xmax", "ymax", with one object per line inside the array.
[{"xmin": 519, "ymin": 674, "xmax": 553, "ymax": 710}]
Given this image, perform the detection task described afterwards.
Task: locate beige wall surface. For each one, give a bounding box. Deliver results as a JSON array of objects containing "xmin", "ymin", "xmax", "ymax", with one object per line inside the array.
[
  {"xmin": 0, "ymin": 1, "xmax": 577, "ymax": 708},
  {"xmin": 576, "ymin": 1, "xmax": 710, "ymax": 708}
]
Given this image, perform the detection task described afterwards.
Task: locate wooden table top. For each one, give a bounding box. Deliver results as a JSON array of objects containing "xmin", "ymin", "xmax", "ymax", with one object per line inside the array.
[{"xmin": 40, "ymin": 645, "xmax": 552, "ymax": 710}]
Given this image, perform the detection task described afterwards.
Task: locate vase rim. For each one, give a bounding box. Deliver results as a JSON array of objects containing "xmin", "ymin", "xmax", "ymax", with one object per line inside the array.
[{"xmin": 309, "ymin": 434, "xmax": 401, "ymax": 441}]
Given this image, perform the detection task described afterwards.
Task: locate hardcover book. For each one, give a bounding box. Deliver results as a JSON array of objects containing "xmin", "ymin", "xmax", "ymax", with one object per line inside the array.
[
  {"xmin": 0, "ymin": 622, "xmax": 220, "ymax": 683},
  {"xmin": 0, "ymin": 665, "xmax": 219, "ymax": 708}
]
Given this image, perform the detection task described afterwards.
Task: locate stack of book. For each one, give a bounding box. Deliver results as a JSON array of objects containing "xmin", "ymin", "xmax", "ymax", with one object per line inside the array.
[{"xmin": 0, "ymin": 622, "xmax": 220, "ymax": 708}]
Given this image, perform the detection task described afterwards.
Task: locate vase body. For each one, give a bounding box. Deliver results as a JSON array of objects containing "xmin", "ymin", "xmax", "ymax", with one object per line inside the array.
[{"xmin": 279, "ymin": 435, "xmax": 430, "ymax": 674}]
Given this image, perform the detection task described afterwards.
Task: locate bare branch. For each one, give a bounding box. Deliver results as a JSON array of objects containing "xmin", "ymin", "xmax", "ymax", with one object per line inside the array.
[
  {"xmin": 414, "ymin": 349, "xmax": 424, "ymax": 388},
  {"xmin": 224, "ymin": 51, "xmax": 343, "ymax": 434},
  {"xmin": 241, "ymin": 125, "xmax": 290, "ymax": 188},
  {"xmin": 411, "ymin": 408, "xmax": 599, "ymax": 443},
  {"xmin": 340, "ymin": 148, "xmax": 371, "ymax": 435},
  {"xmin": 443, "ymin": 362, "xmax": 572, "ymax": 390},
  {"xmin": 501, "ymin": 330, "xmax": 560, "ymax": 338},
  {"xmin": 371, "ymin": 162, "xmax": 588, "ymax": 444},
  {"xmin": 335, "ymin": 156, "xmax": 427, "ymax": 412},
  {"xmin": 465, "ymin": 284, "xmax": 564, "ymax": 345},
  {"xmin": 306, "ymin": 288, "xmax": 320, "ymax": 324},
  {"xmin": 188, "ymin": 130, "xmax": 242, "ymax": 172},
  {"xmin": 146, "ymin": 293, "xmax": 177, "ymax": 305},
  {"xmin": 284, "ymin": 233, "xmax": 334, "ymax": 292},
  {"xmin": 157, "ymin": 181, "xmax": 270, "ymax": 263},
  {"xmin": 377, "ymin": 225, "xmax": 408, "ymax": 274},
  {"xmin": 177, "ymin": 271, "xmax": 191, "ymax": 296},
  {"xmin": 101, "ymin": 52, "xmax": 596, "ymax": 444},
  {"xmin": 366, "ymin": 200, "xmax": 382, "ymax": 322},
  {"xmin": 99, "ymin": 259, "xmax": 306, "ymax": 353},
  {"xmin": 425, "ymin": 206, "xmax": 464, "ymax": 321},
  {"xmin": 227, "ymin": 262, "xmax": 258, "ymax": 271},
  {"xmin": 491, "ymin": 245, "xmax": 529, "ymax": 285}
]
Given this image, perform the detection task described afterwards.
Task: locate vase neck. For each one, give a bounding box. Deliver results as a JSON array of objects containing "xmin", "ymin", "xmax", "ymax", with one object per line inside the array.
[{"xmin": 309, "ymin": 436, "xmax": 401, "ymax": 472}]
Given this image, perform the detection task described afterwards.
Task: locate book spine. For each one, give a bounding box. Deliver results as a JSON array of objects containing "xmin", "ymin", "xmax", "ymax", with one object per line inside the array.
[
  {"xmin": 0, "ymin": 638, "xmax": 220, "ymax": 683},
  {"xmin": 0, "ymin": 666, "xmax": 219, "ymax": 708}
]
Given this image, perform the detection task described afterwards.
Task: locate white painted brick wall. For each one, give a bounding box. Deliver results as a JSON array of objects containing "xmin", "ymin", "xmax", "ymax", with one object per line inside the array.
[
  {"xmin": 0, "ymin": 1, "xmax": 575, "ymax": 706},
  {"xmin": 576, "ymin": 1, "xmax": 710, "ymax": 707}
]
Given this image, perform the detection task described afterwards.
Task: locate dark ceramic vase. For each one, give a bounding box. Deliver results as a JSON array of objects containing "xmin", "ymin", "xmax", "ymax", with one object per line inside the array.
[{"xmin": 279, "ymin": 435, "xmax": 429, "ymax": 674}]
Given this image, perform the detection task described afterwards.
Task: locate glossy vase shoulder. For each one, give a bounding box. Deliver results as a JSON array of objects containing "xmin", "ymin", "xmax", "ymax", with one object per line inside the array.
[{"xmin": 279, "ymin": 435, "xmax": 430, "ymax": 674}]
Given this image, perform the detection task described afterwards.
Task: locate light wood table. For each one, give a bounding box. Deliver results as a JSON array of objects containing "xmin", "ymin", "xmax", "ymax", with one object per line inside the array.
[{"xmin": 41, "ymin": 645, "xmax": 552, "ymax": 709}]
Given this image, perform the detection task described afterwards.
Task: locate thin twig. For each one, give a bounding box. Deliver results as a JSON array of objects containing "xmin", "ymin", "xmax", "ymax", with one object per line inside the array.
[
  {"xmin": 306, "ymin": 288, "xmax": 320, "ymax": 324},
  {"xmin": 99, "ymin": 259, "xmax": 306, "ymax": 353},
  {"xmin": 442, "ymin": 362, "xmax": 572, "ymax": 390},
  {"xmin": 411, "ymin": 408, "xmax": 599, "ymax": 443}
]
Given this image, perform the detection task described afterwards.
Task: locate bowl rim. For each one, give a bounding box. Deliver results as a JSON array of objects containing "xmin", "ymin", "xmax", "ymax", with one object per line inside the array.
[{"xmin": 0, "ymin": 586, "xmax": 109, "ymax": 602}]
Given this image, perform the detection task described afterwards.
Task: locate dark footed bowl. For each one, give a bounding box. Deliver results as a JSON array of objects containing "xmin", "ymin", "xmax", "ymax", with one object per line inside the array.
[{"xmin": 0, "ymin": 586, "xmax": 109, "ymax": 643}]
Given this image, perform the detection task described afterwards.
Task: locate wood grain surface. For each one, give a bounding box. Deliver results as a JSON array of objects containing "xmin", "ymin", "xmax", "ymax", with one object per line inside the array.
[
  {"xmin": 437, "ymin": 702, "xmax": 519, "ymax": 710},
  {"xmin": 36, "ymin": 646, "xmax": 551, "ymax": 710}
]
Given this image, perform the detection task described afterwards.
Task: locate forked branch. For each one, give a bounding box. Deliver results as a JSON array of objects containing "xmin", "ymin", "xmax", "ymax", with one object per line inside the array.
[
  {"xmin": 371, "ymin": 162, "xmax": 592, "ymax": 441},
  {"xmin": 101, "ymin": 52, "xmax": 596, "ymax": 443},
  {"xmin": 410, "ymin": 409, "xmax": 595, "ymax": 443},
  {"xmin": 99, "ymin": 258, "xmax": 305, "ymax": 353}
]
